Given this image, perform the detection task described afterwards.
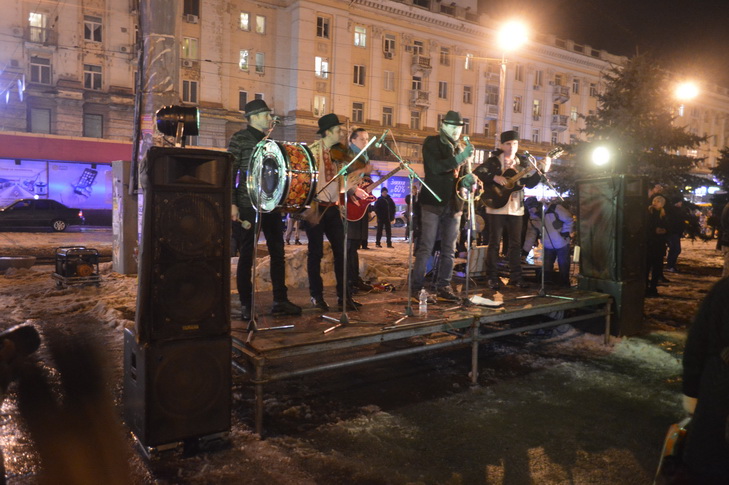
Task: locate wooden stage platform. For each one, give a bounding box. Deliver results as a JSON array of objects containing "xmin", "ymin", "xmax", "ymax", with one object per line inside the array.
[{"xmin": 231, "ymin": 285, "xmax": 612, "ymax": 434}]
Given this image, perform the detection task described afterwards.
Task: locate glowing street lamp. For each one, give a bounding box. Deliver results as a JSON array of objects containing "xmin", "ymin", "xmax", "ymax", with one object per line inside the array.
[
  {"xmin": 495, "ymin": 20, "xmax": 529, "ymax": 146},
  {"xmin": 591, "ymin": 146, "xmax": 611, "ymax": 167},
  {"xmin": 675, "ymin": 81, "xmax": 699, "ymax": 118}
]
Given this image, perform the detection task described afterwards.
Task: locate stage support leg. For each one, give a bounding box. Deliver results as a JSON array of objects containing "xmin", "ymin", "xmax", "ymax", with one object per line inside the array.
[
  {"xmin": 254, "ymin": 361, "xmax": 264, "ymax": 436},
  {"xmin": 470, "ymin": 322, "xmax": 479, "ymax": 386},
  {"xmin": 604, "ymin": 300, "xmax": 612, "ymax": 345}
]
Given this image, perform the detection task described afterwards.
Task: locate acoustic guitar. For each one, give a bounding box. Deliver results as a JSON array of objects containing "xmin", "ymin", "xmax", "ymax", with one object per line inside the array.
[{"xmin": 481, "ymin": 147, "xmax": 563, "ymax": 209}]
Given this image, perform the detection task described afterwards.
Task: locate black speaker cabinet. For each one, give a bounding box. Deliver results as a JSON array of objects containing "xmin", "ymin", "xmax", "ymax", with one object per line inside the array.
[
  {"xmin": 577, "ymin": 276, "xmax": 645, "ymax": 336},
  {"xmin": 123, "ymin": 329, "xmax": 231, "ymax": 450},
  {"xmin": 136, "ymin": 147, "xmax": 233, "ymax": 343},
  {"xmin": 577, "ymin": 175, "xmax": 647, "ymax": 282}
]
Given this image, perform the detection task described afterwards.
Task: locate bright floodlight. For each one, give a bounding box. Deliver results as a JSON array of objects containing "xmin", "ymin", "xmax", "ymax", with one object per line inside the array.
[
  {"xmin": 498, "ymin": 21, "xmax": 529, "ymax": 52},
  {"xmin": 591, "ymin": 146, "xmax": 611, "ymax": 167},
  {"xmin": 675, "ymin": 82, "xmax": 699, "ymax": 101}
]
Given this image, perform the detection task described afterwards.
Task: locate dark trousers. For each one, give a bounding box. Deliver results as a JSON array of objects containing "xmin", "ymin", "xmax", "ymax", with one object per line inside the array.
[
  {"xmin": 486, "ymin": 213, "xmax": 523, "ymax": 280},
  {"xmin": 305, "ymin": 206, "xmax": 345, "ymax": 299},
  {"xmin": 646, "ymin": 240, "xmax": 666, "ymax": 291},
  {"xmin": 236, "ymin": 208, "xmax": 287, "ymax": 307},
  {"xmin": 666, "ymin": 233, "xmax": 682, "ymax": 269},
  {"xmin": 347, "ymin": 238, "xmax": 361, "ymax": 285},
  {"xmin": 376, "ymin": 219, "xmax": 392, "ymax": 245}
]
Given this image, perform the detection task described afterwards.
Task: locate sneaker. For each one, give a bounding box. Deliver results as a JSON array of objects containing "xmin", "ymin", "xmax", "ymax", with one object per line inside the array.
[
  {"xmin": 271, "ymin": 300, "xmax": 302, "ymax": 316},
  {"xmin": 311, "ymin": 296, "xmax": 329, "ymax": 311},
  {"xmin": 436, "ymin": 286, "xmax": 461, "ymax": 302},
  {"xmin": 508, "ymin": 279, "xmax": 530, "ymax": 288},
  {"xmin": 488, "ymin": 278, "xmax": 501, "ymax": 290}
]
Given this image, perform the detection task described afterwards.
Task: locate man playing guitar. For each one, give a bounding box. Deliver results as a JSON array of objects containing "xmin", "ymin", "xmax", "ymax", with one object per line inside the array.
[{"xmin": 474, "ymin": 130, "xmax": 553, "ymax": 290}]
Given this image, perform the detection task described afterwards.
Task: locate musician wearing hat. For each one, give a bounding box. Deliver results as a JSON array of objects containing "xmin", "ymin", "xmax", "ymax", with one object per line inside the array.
[
  {"xmin": 410, "ymin": 110, "xmax": 474, "ymax": 303},
  {"xmin": 303, "ymin": 113, "xmax": 363, "ymax": 312},
  {"xmin": 228, "ymin": 99, "xmax": 302, "ymax": 320},
  {"xmin": 474, "ymin": 130, "xmax": 549, "ymax": 290}
]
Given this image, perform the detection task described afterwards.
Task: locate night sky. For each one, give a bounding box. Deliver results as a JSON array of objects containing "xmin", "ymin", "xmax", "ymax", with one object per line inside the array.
[{"xmin": 477, "ymin": 0, "xmax": 729, "ymax": 86}]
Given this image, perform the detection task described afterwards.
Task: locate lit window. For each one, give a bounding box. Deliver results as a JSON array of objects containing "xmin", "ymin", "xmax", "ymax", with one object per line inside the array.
[
  {"xmin": 182, "ymin": 37, "xmax": 198, "ymax": 59},
  {"xmin": 464, "ymin": 53, "xmax": 473, "ymax": 70},
  {"xmin": 28, "ymin": 12, "xmax": 48, "ymax": 43},
  {"xmin": 354, "ymin": 26, "xmax": 366, "ymax": 47},
  {"xmin": 84, "ymin": 16, "xmax": 102, "ymax": 42},
  {"xmin": 239, "ymin": 50, "xmax": 249, "ymax": 70},
  {"xmin": 183, "ymin": 80, "xmax": 198, "ymax": 103},
  {"xmin": 315, "ymin": 57, "xmax": 329, "ymax": 78},
  {"xmin": 532, "ymin": 99, "xmax": 541, "ymax": 119},
  {"xmin": 570, "ymin": 106, "xmax": 578, "ymax": 121},
  {"xmin": 317, "ymin": 17, "xmax": 330, "ymax": 38},
  {"xmin": 382, "ymin": 106, "xmax": 393, "ymax": 126},
  {"xmin": 255, "ymin": 15, "xmax": 265, "ymax": 34},
  {"xmin": 240, "ymin": 13, "xmax": 250, "ymax": 31},
  {"xmin": 313, "ymin": 95, "xmax": 326, "ymax": 116},
  {"xmin": 383, "ymin": 71, "xmax": 395, "ymax": 91},
  {"xmin": 255, "ymin": 52, "xmax": 265, "ymax": 73},
  {"xmin": 353, "ymin": 65, "xmax": 366, "ymax": 86},
  {"xmin": 352, "ymin": 102, "xmax": 364, "ymax": 122},
  {"xmin": 83, "ymin": 64, "xmax": 102, "ymax": 90}
]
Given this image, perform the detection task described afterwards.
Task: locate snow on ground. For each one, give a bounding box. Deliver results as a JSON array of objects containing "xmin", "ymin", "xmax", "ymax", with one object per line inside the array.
[{"xmin": 0, "ymin": 230, "xmax": 725, "ymax": 484}]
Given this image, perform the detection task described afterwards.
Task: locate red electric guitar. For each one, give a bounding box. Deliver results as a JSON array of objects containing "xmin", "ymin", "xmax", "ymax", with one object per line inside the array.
[{"xmin": 345, "ymin": 164, "xmax": 404, "ymax": 221}]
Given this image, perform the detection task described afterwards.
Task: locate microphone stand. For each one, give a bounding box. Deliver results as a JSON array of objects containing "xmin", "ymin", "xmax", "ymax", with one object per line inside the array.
[
  {"xmin": 322, "ymin": 136, "xmax": 378, "ymax": 332},
  {"xmin": 516, "ymin": 153, "xmax": 575, "ymax": 302},
  {"xmin": 377, "ymin": 136, "xmax": 441, "ymax": 323},
  {"xmin": 460, "ymin": 136, "xmax": 477, "ymax": 306}
]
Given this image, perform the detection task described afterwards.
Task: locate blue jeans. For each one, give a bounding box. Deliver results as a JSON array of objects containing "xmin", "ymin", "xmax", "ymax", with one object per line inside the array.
[
  {"xmin": 544, "ymin": 245, "xmax": 571, "ymax": 286},
  {"xmin": 411, "ymin": 204, "xmax": 462, "ymax": 290}
]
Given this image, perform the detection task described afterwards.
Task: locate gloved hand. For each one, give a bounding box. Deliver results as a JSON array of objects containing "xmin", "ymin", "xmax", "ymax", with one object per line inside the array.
[
  {"xmin": 682, "ymin": 394, "xmax": 697, "ymax": 414},
  {"xmin": 455, "ymin": 144, "xmax": 474, "ymax": 164},
  {"xmin": 461, "ymin": 173, "xmax": 476, "ymax": 187}
]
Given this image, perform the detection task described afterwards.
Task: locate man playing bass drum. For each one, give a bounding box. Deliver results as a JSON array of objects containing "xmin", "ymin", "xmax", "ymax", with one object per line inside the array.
[{"xmin": 474, "ymin": 130, "xmax": 551, "ymax": 290}]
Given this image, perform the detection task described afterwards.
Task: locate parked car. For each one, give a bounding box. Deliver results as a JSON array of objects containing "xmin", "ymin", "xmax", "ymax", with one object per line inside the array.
[{"xmin": 0, "ymin": 199, "xmax": 85, "ymax": 232}]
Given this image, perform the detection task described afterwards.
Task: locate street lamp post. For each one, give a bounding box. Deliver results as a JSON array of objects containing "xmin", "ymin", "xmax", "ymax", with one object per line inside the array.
[{"xmin": 495, "ymin": 20, "xmax": 528, "ymax": 148}]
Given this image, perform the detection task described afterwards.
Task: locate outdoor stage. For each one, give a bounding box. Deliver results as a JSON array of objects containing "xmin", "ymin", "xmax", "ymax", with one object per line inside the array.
[{"xmin": 231, "ymin": 285, "xmax": 612, "ymax": 435}]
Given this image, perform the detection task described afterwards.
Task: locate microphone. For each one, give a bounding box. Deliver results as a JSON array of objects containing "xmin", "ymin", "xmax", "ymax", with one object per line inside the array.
[
  {"xmin": 374, "ymin": 129, "xmax": 389, "ymax": 148},
  {"xmin": 272, "ymin": 116, "xmax": 281, "ymax": 125}
]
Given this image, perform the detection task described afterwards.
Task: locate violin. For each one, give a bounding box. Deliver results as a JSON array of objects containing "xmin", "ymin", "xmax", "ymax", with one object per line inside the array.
[{"xmin": 330, "ymin": 143, "xmax": 368, "ymax": 171}]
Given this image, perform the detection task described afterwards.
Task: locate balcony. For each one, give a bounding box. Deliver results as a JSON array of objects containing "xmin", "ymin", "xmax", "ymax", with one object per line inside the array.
[
  {"xmin": 411, "ymin": 54, "xmax": 432, "ymax": 75},
  {"xmin": 551, "ymin": 114, "xmax": 569, "ymax": 132},
  {"xmin": 484, "ymin": 104, "xmax": 498, "ymax": 120},
  {"xmin": 25, "ymin": 26, "xmax": 57, "ymax": 47},
  {"xmin": 409, "ymin": 89, "xmax": 430, "ymax": 108},
  {"xmin": 552, "ymin": 85, "xmax": 570, "ymax": 103}
]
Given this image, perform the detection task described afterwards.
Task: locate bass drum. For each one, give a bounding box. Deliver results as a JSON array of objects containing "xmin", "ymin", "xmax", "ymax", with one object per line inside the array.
[{"xmin": 247, "ymin": 140, "xmax": 318, "ymax": 213}]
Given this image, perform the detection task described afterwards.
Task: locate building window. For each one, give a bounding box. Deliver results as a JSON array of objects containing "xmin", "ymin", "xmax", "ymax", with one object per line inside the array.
[
  {"xmin": 84, "ymin": 16, "xmax": 102, "ymax": 42},
  {"xmin": 532, "ymin": 99, "xmax": 541, "ymax": 119},
  {"xmin": 30, "ymin": 56, "xmax": 51, "ymax": 84},
  {"xmin": 315, "ymin": 57, "xmax": 329, "ymax": 78},
  {"xmin": 28, "ymin": 12, "xmax": 48, "ymax": 43},
  {"xmin": 513, "ymin": 95, "xmax": 522, "ymax": 113},
  {"xmin": 255, "ymin": 15, "xmax": 266, "ymax": 34},
  {"xmin": 183, "ymin": 0, "xmax": 199, "ymax": 16},
  {"xmin": 412, "ymin": 40, "xmax": 424, "ymax": 56},
  {"xmin": 439, "ymin": 47, "xmax": 450, "ymax": 66},
  {"xmin": 514, "ymin": 64, "xmax": 523, "ymax": 82},
  {"xmin": 83, "ymin": 113, "xmax": 103, "ymax": 138},
  {"xmin": 313, "ymin": 95, "xmax": 326, "ymax": 116},
  {"xmin": 572, "ymin": 78, "xmax": 580, "ymax": 94},
  {"xmin": 410, "ymin": 110, "xmax": 421, "ymax": 130},
  {"xmin": 552, "ymin": 103, "xmax": 561, "ymax": 115},
  {"xmin": 182, "ymin": 37, "xmax": 198, "ymax": 59},
  {"xmin": 463, "ymin": 118, "xmax": 470, "ymax": 135},
  {"xmin": 238, "ymin": 91, "xmax": 248, "ymax": 111},
  {"xmin": 570, "ymin": 106, "xmax": 578, "ymax": 121},
  {"xmin": 382, "ymin": 106, "xmax": 393, "ymax": 126},
  {"xmin": 485, "ymin": 85, "xmax": 498, "ymax": 105},
  {"xmin": 532, "ymin": 130, "xmax": 540, "ymax": 143},
  {"xmin": 551, "ymin": 131, "xmax": 558, "ymax": 145},
  {"xmin": 353, "ymin": 65, "xmax": 366, "ymax": 86},
  {"xmin": 84, "ymin": 64, "xmax": 102, "ymax": 90},
  {"xmin": 352, "ymin": 102, "xmax": 364, "ymax": 122},
  {"xmin": 29, "ymin": 108, "xmax": 51, "ymax": 134},
  {"xmin": 554, "ymin": 74, "xmax": 563, "ymax": 86},
  {"xmin": 354, "ymin": 26, "xmax": 366, "ymax": 47},
  {"xmin": 183, "ymin": 79, "xmax": 198, "ymax": 103},
  {"xmin": 463, "ymin": 86, "xmax": 472, "ymax": 104},
  {"xmin": 316, "ymin": 17, "xmax": 330, "ymax": 38},
  {"xmin": 589, "ymin": 83, "xmax": 598, "ymax": 97},
  {"xmin": 438, "ymin": 81, "xmax": 448, "ymax": 99},
  {"xmin": 255, "ymin": 93, "xmax": 264, "ymax": 100},
  {"xmin": 437, "ymin": 114, "xmax": 445, "ymax": 126},
  {"xmin": 239, "ymin": 50, "xmax": 249, "ymax": 70},
  {"xmin": 240, "ymin": 12, "xmax": 250, "ymax": 31},
  {"xmin": 464, "ymin": 53, "xmax": 473, "ymax": 70},
  {"xmin": 534, "ymin": 70, "xmax": 543, "ymax": 86},
  {"xmin": 483, "ymin": 123, "xmax": 490, "ymax": 138},
  {"xmin": 411, "ymin": 76, "xmax": 422, "ymax": 91},
  {"xmin": 384, "ymin": 34, "xmax": 396, "ymax": 54},
  {"xmin": 512, "ymin": 126, "xmax": 520, "ymax": 137},
  {"xmin": 255, "ymin": 52, "xmax": 265, "ymax": 73},
  {"xmin": 384, "ymin": 70, "xmax": 395, "ymax": 91}
]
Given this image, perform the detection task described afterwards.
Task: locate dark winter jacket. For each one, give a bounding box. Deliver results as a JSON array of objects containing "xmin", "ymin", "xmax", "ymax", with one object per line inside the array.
[
  {"xmin": 374, "ymin": 194, "xmax": 396, "ymax": 221},
  {"xmin": 419, "ymin": 132, "xmax": 467, "ymax": 210},
  {"xmin": 228, "ymin": 125, "xmax": 265, "ymax": 209}
]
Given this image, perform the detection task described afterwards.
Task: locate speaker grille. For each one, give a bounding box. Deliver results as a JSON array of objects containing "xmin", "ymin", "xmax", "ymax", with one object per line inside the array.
[
  {"xmin": 156, "ymin": 262, "xmax": 222, "ymax": 325},
  {"xmin": 156, "ymin": 194, "xmax": 223, "ymax": 259}
]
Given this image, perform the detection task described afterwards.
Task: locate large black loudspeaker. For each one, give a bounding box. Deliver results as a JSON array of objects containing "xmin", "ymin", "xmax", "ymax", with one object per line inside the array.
[
  {"xmin": 125, "ymin": 147, "xmax": 233, "ymax": 453},
  {"xmin": 123, "ymin": 329, "xmax": 231, "ymax": 450},
  {"xmin": 135, "ymin": 147, "xmax": 233, "ymax": 343},
  {"xmin": 576, "ymin": 175, "xmax": 647, "ymax": 335}
]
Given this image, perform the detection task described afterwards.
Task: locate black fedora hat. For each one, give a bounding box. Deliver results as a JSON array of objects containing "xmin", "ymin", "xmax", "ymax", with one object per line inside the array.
[
  {"xmin": 244, "ymin": 99, "xmax": 271, "ymax": 117},
  {"xmin": 442, "ymin": 110, "xmax": 465, "ymax": 126},
  {"xmin": 317, "ymin": 113, "xmax": 343, "ymax": 135},
  {"xmin": 500, "ymin": 130, "xmax": 519, "ymax": 143}
]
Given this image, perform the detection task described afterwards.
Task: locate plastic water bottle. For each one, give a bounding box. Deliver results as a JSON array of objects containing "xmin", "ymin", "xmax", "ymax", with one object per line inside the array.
[{"xmin": 418, "ymin": 288, "xmax": 428, "ymax": 316}]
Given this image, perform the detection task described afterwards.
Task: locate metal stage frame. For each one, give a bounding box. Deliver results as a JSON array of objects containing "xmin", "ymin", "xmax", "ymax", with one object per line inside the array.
[{"xmin": 231, "ymin": 288, "xmax": 612, "ymax": 435}]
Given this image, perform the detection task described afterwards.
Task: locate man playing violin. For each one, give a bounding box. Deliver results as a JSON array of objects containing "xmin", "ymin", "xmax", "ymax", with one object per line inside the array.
[
  {"xmin": 228, "ymin": 99, "xmax": 302, "ymax": 320},
  {"xmin": 474, "ymin": 130, "xmax": 551, "ymax": 290},
  {"xmin": 410, "ymin": 110, "xmax": 474, "ymax": 303}
]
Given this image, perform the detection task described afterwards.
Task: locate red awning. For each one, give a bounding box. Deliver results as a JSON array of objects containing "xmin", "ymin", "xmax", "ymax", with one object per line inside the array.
[{"xmin": 0, "ymin": 132, "xmax": 132, "ymax": 164}]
